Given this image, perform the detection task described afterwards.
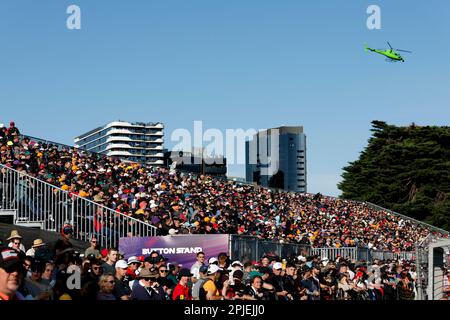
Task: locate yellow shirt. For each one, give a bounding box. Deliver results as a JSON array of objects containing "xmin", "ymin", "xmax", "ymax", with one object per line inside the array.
[{"xmin": 203, "ymin": 280, "xmax": 220, "ymax": 298}]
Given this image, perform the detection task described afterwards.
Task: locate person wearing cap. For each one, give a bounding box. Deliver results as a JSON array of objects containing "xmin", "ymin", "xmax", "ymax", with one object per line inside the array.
[
  {"xmin": 113, "ymin": 260, "xmax": 132, "ymax": 300},
  {"xmin": 191, "ymin": 265, "xmax": 209, "ymax": 300},
  {"xmin": 230, "ymin": 260, "xmax": 244, "ymax": 271},
  {"xmin": 155, "ymin": 255, "xmax": 168, "ymax": 269},
  {"xmin": 166, "ymin": 262, "xmax": 181, "ymax": 290},
  {"xmin": 208, "ymin": 257, "xmax": 219, "ymax": 265},
  {"xmin": 126, "ymin": 256, "xmax": 141, "ymax": 282},
  {"xmin": 53, "ymin": 224, "xmax": 75, "ymax": 267},
  {"xmin": 84, "ymin": 236, "xmax": 100, "ymax": 260},
  {"xmin": 222, "ymin": 270, "xmax": 253, "ymax": 300},
  {"xmin": 268, "ymin": 261, "xmax": 289, "ymax": 300},
  {"xmin": 143, "ymin": 255, "xmax": 156, "ymax": 270},
  {"xmin": 302, "ymin": 263, "xmax": 321, "ymax": 300},
  {"xmin": 130, "ymin": 268, "xmax": 162, "ymax": 300},
  {"xmin": 190, "ymin": 251, "xmax": 206, "ymax": 284},
  {"xmin": 172, "ymin": 268, "xmax": 193, "ymax": 300},
  {"xmin": 7, "ymin": 230, "xmax": 26, "ymax": 253},
  {"xmin": 199, "ymin": 264, "xmax": 222, "ymax": 300},
  {"xmin": 0, "ymin": 248, "xmax": 25, "ymax": 300}
]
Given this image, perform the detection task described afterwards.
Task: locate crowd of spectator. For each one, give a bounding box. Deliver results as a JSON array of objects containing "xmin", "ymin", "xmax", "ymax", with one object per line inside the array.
[
  {"xmin": 1, "ymin": 122, "xmax": 447, "ymax": 253},
  {"xmin": 3, "ymin": 227, "xmax": 448, "ymax": 301}
]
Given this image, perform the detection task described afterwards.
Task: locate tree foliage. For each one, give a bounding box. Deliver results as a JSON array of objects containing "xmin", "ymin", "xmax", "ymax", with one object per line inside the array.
[{"xmin": 339, "ymin": 121, "xmax": 450, "ymax": 230}]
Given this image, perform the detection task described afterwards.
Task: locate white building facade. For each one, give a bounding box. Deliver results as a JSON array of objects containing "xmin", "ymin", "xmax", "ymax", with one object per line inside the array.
[{"xmin": 74, "ymin": 121, "xmax": 164, "ymax": 165}]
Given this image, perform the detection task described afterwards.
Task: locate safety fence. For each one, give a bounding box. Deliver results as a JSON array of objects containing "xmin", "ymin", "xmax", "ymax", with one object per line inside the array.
[
  {"xmin": 0, "ymin": 164, "xmax": 157, "ymax": 248},
  {"xmin": 230, "ymin": 235, "xmax": 423, "ymax": 263}
]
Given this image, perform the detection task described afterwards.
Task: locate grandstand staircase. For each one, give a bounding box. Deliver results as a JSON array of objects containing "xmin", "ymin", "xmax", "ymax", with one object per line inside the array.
[{"xmin": 0, "ymin": 208, "xmax": 47, "ymax": 230}]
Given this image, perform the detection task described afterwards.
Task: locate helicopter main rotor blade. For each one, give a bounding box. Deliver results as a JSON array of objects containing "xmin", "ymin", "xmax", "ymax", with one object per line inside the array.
[
  {"xmin": 396, "ymin": 49, "xmax": 412, "ymax": 53},
  {"xmin": 387, "ymin": 41, "xmax": 393, "ymax": 49}
]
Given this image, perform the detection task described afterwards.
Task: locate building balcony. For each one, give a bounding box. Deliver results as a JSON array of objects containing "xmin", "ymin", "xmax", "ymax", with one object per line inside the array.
[
  {"xmin": 106, "ymin": 150, "xmax": 132, "ymax": 156},
  {"xmin": 105, "ymin": 143, "xmax": 133, "ymax": 150},
  {"xmin": 107, "ymin": 128, "xmax": 134, "ymax": 135},
  {"xmin": 148, "ymin": 145, "xmax": 164, "ymax": 150},
  {"xmin": 148, "ymin": 131, "xmax": 164, "ymax": 136},
  {"xmin": 106, "ymin": 136, "xmax": 132, "ymax": 143}
]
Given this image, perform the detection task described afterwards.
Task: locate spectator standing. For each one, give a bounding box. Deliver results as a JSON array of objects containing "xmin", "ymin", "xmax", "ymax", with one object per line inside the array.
[
  {"xmin": 6, "ymin": 121, "xmax": 20, "ymax": 139},
  {"xmin": 172, "ymin": 268, "xmax": 193, "ymax": 300},
  {"xmin": 53, "ymin": 224, "xmax": 74, "ymax": 267},
  {"xmin": 199, "ymin": 264, "xmax": 222, "ymax": 300},
  {"xmin": 190, "ymin": 251, "xmax": 206, "ymax": 284},
  {"xmin": 192, "ymin": 265, "xmax": 208, "ymax": 300},
  {"xmin": 131, "ymin": 268, "xmax": 161, "ymax": 300},
  {"xmin": 302, "ymin": 264, "xmax": 321, "ymax": 300},
  {"xmin": 113, "ymin": 260, "xmax": 131, "ymax": 300},
  {"xmin": 101, "ymin": 248, "xmax": 119, "ymax": 275},
  {"xmin": 166, "ymin": 262, "xmax": 180, "ymax": 290},
  {"xmin": 84, "ymin": 237, "xmax": 101, "ymax": 259}
]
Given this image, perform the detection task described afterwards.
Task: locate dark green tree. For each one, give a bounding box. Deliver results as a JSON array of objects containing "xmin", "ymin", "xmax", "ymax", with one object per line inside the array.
[{"xmin": 339, "ymin": 121, "xmax": 450, "ymax": 230}]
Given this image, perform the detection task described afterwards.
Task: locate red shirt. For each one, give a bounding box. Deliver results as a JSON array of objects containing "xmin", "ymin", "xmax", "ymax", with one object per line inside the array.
[{"xmin": 172, "ymin": 283, "xmax": 192, "ymax": 300}]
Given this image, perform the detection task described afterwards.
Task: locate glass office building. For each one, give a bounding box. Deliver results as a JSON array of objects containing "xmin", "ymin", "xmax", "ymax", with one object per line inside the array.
[{"xmin": 245, "ymin": 126, "xmax": 306, "ymax": 193}]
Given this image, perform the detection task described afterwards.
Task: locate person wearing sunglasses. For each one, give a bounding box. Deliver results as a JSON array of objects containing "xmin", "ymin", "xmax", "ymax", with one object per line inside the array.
[
  {"xmin": 84, "ymin": 236, "xmax": 101, "ymax": 259},
  {"xmin": 81, "ymin": 258, "xmax": 103, "ymax": 288},
  {"xmin": 113, "ymin": 260, "xmax": 131, "ymax": 300},
  {"xmin": 157, "ymin": 266, "xmax": 174, "ymax": 298},
  {"xmin": 6, "ymin": 230, "xmax": 26, "ymax": 253},
  {"xmin": 97, "ymin": 274, "xmax": 116, "ymax": 300},
  {"xmin": 53, "ymin": 224, "xmax": 75, "ymax": 267},
  {"xmin": 130, "ymin": 268, "xmax": 162, "ymax": 300},
  {"xmin": 0, "ymin": 248, "xmax": 25, "ymax": 300}
]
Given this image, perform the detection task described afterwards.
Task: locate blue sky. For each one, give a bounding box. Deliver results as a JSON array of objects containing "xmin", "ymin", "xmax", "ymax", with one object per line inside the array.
[{"xmin": 1, "ymin": 1, "xmax": 449, "ymax": 196}]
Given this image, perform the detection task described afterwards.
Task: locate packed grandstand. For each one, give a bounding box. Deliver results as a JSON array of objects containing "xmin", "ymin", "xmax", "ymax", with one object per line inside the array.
[
  {"xmin": 0, "ymin": 121, "xmax": 449, "ymax": 301},
  {"xmin": 0, "ymin": 122, "xmax": 447, "ymax": 251}
]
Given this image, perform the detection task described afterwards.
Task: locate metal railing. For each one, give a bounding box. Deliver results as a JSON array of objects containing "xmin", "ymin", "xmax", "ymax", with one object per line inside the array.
[
  {"xmin": 229, "ymin": 235, "xmax": 311, "ymax": 262},
  {"xmin": 229, "ymin": 235, "xmax": 425, "ymax": 263},
  {"xmin": 0, "ymin": 164, "xmax": 157, "ymax": 248},
  {"xmin": 366, "ymin": 202, "xmax": 449, "ymax": 235}
]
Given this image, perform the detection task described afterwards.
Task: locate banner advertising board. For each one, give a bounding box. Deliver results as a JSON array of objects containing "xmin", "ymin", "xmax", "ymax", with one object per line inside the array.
[{"xmin": 119, "ymin": 234, "xmax": 230, "ymax": 267}]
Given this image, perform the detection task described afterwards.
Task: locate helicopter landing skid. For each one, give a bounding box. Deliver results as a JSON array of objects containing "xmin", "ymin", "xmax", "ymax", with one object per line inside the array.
[{"xmin": 385, "ymin": 58, "xmax": 400, "ymax": 63}]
